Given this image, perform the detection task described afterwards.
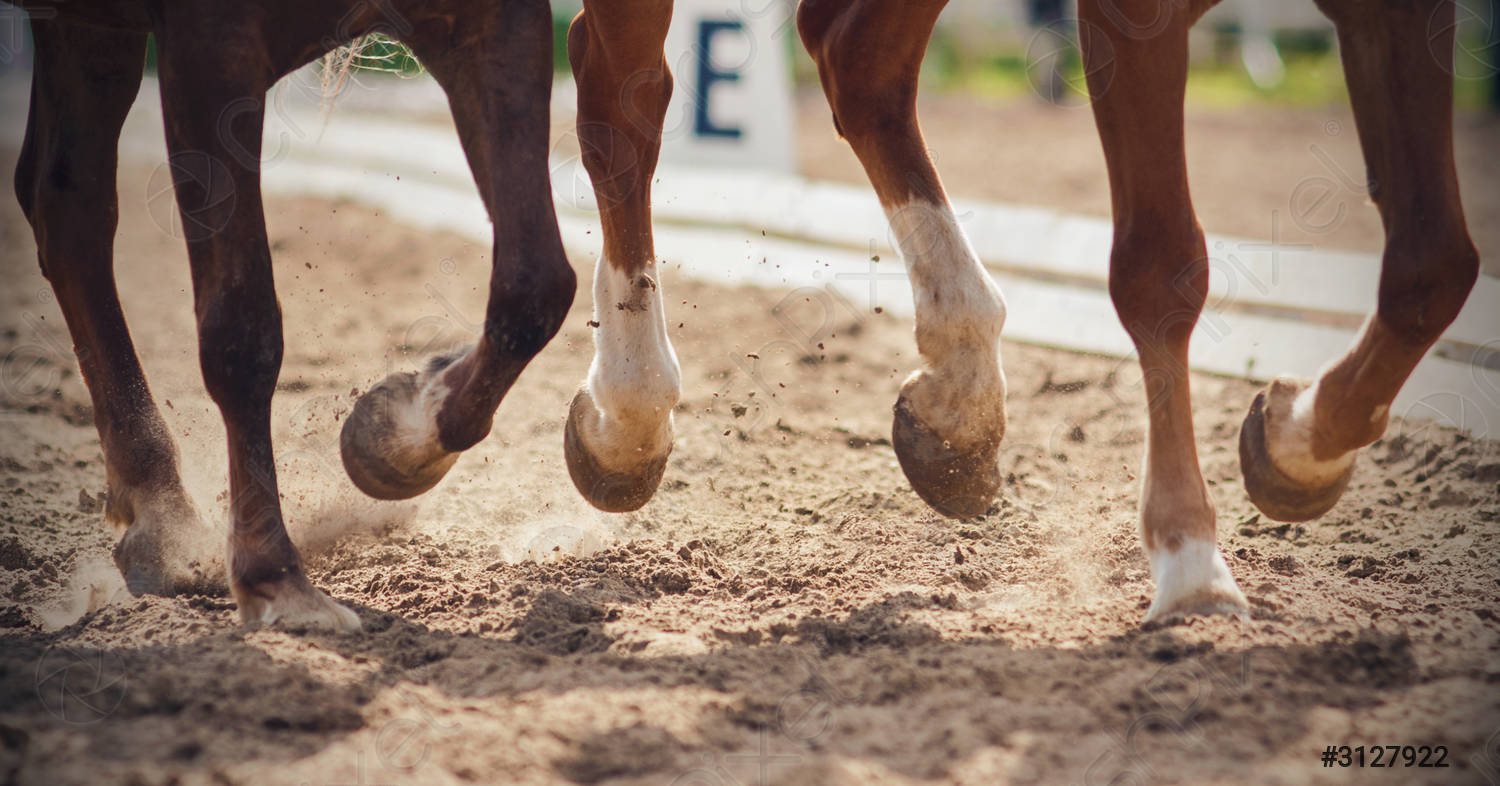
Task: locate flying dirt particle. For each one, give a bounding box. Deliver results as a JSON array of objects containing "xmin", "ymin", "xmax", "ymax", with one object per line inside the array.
[
  {"xmin": 77, "ymin": 489, "xmax": 102, "ymax": 514},
  {"xmin": 874, "ymin": 307, "xmax": 883, "ymax": 314},
  {"xmin": 587, "ymin": 320, "xmax": 600, "ymax": 328}
]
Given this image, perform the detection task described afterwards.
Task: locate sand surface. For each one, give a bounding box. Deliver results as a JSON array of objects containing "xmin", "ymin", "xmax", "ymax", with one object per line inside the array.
[{"xmin": 0, "ymin": 130, "xmax": 1498, "ymax": 785}]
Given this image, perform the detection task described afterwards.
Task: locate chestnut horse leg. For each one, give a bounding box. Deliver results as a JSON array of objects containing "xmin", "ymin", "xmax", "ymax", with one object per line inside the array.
[
  {"xmin": 340, "ymin": 0, "xmax": 576, "ymax": 500},
  {"xmin": 155, "ymin": 24, "xmax": 358, "ymax": 630},
  {"xmin": 1079, "ymin": 0, "xmax": 1247, "ymax": 622},
  {"xmin": 561, "ymin": 0, "xmax": 680, "ymax": 512},
  {"xmin": 798, "ymin": 0, "xmax": 1009, "ymax": 518},
  {"xmin": 1239, "ymin": 0, "xmax": 1479, "ymax": 521},
  {"xmin": 17, "ymin": 19, "xmax": 220, "ymax": 596}
]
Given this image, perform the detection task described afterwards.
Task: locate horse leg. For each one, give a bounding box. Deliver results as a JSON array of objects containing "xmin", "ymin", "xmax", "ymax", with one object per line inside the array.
[
  {"xmin": 1079, "ymin": 0, "xmax": 1247, "ymax": 622},
  {"xmin": 1239, "ymin": 0, "xmax": 1479, "ymax": 521},
  {"xmin": 798, "ymin": 0, "xmax": 1009, "ymax": 518},
  {"xmin": 154, "ymin": 24, "xmax": 357, "ymax": 630},
  {"xmin": 17, "ymin": 18, "xmax": 220, "ymax": 596},
  {"xmin": 561, "ymin": 0, "xmax": 679, "ymax": 512},
  {"xmin": 340, "ymin": 0, "xmax": 576, "ymax": 500}
]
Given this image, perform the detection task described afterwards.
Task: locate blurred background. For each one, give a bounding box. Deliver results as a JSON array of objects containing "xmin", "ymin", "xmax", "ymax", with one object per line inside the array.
[{"xmin": 1, "ymin": 0, "xmax": 1496, "ymax": 271}]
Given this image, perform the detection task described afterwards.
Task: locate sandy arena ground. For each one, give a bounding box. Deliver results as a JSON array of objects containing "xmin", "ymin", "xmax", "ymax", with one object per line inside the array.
[{"xmin": 1, "ymin": 91, "xmax": 1499, "ymax": 785}]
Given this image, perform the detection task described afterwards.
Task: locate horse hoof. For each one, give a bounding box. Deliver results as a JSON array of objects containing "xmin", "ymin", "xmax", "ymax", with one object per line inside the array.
[
  {"xmin": 564, "ymin": 389, "xmax": 669, "ymax": 513},
  {"xmin": 112, "ymin": 488, "xmax": 224, "ymax": 596},
  {"xmin": 1143, "ymin": 540, "xmax": 1249, "ymax": 625},
  {"xmin": 235, "ymin": 570, "xmax": 361, "ymax": 632},
  {"xmin": 1144, "ymin": 591, "xmax": 1250, "ymax": 626},
  {"xmin": 892, "ymin": 394, "xmax": 1000, "ymax": 519},
  {"xmin": 1238, "ymin": 389, "xmax": 1353, "ymax": 522},
  {"xmin": 341, "ymin": 369, "xmax": 459, "ymax": 500}
]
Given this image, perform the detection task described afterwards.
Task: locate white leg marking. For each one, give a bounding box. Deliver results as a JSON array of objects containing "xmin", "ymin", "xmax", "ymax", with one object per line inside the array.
[
  {"xmin": 580, "ymin": 256, "xmax": 681, "ymax": 470},
  {"xmin": 1146, "ymin": 537, "xmax": 1248, "ymax": 623},
  {"xmin": 1136, "ymin": 424, "xmax": 1244, "ymax": 621},
  {"xmin": 886, "ymin": 200, "xmax": 1007, "ymax": 446},
  {"xmin": 408, "ymin": 372, "xmax": 454, "ymax": 455},
  {"xmin": 385, "ymin": 364, "xmax": 461, "ymax": 479},
  {"xmin": 1263, "ymin": 377, "xmax": 1356, "ymax": 488}
]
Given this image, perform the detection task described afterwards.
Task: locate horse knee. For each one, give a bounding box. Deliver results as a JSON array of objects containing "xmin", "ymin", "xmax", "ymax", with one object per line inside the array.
[
  {"xmin": 1377, "ymin": 229, "xmax": 1479, "ymax": 346},
  {"xmin": 14, "ymin": 137, "xmax": 38, "ymax": 229},
  {"xmin": 1107, "ymin": 218, "xmax": 1207, "ymax": 347},
  {"xmin": 568, "ymin": 9, "xmax": 672, "ymax": 203},
  {"xmin": 28, "ymin": 152, "xmax": 119, "ymax": 281},
  {"xmin": 482, "ymin": 247, "xmax": 576, "ymax": 360},
  {"xmin": 196, "ymin": 284, "xmax": 283, "ymax": 416},
  {"xmin": 798, "ymin": 0, "xmax": 917, "ymax": 143}
]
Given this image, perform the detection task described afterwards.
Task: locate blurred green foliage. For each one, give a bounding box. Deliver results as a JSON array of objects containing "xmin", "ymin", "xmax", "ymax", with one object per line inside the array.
[
  {"xmin": 554, "ymin": 15, "xmax": 572, "ymax": 74},
  {"xmin": 919, "ymin": 26, "xmax": 1495, "ymax": 111}
]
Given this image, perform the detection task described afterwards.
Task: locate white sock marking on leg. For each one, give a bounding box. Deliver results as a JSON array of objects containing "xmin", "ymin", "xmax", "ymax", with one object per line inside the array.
[
  {"xmin": 1147, "ymin": 537, "xmax": 1247, "ymax": 622},
  {"xmin": 582, "ymin": 255, "xmax": 681, "ymax": 470},
  {"xmin": 400, "ymin": 374, "xmax": 451, "ymax": 452},
  {"xmin": 1265, "ymin": 378, "xmax": 1355, "ymax": 487},
  {"xmin": 885, "ymin": 200, "xmax": 1007, "ymax": 445}
]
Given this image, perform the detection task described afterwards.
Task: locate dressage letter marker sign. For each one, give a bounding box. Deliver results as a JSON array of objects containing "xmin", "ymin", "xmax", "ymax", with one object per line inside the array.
[{"xmin": 661, "ymin": 0, "xmax": 796, "ymax": 172}]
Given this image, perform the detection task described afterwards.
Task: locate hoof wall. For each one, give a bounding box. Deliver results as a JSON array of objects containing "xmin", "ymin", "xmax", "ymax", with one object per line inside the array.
[
  {"xmin": 564, "ymin": 390, "xmax": 669, "ymax": 513},
  {"xmin": 115, "ymin": 531, "xmax": 222, "ymax": 597},
  {"xmin": 892, "ymin": 396, "xmax": 1000, "ymax": 519},
  {"xmin": 1144, "ymin": 592, "xmax": 1250, "ymax": 626},
  {"xmin": 236, "ymin": 571, "xmax": 361, "ymax": 633},
  {"xmin": 1238, "ymin": 390, "xmax": 1353, "ymax": 522},
  {"xmin": 340, "ymin": 371, "xmax": 458, "ymax": 501},
  {"xmin": 112, "ymin": 490, "xmax": 225, "ymax": 597}
]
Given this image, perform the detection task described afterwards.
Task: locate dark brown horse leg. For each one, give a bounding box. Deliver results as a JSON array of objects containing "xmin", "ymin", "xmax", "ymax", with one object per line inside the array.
[
  {"xmin": 17, "ymin": 19, "xmax": 220, "ymax": 596},
  {"xmin": 561, "ymin": 0, "xmax": 679, "ymax": 513},
  {"xmin": 798, "ymin": 0, "xmax": 1009, "ymax": 518},
  {"xmin": 1080, "ymin": 0, "xmax": 1246, "ymax": 623},
  {"xmin": 1239, "ymin": 0, "xmax": 1479, "ymax": 522},
  {"xmin": 340, "ymin": 0, "xmax": 575, "ymax": 500},
  {"xmin": 155, "ymin": 30, "xmax": 357, "ymax": 630}
]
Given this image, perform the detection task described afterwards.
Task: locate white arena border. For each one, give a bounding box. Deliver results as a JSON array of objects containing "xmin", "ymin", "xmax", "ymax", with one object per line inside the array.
[{"xmin": 3, "ymin": 74, "xmax": 1496, "ymax": 438}]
